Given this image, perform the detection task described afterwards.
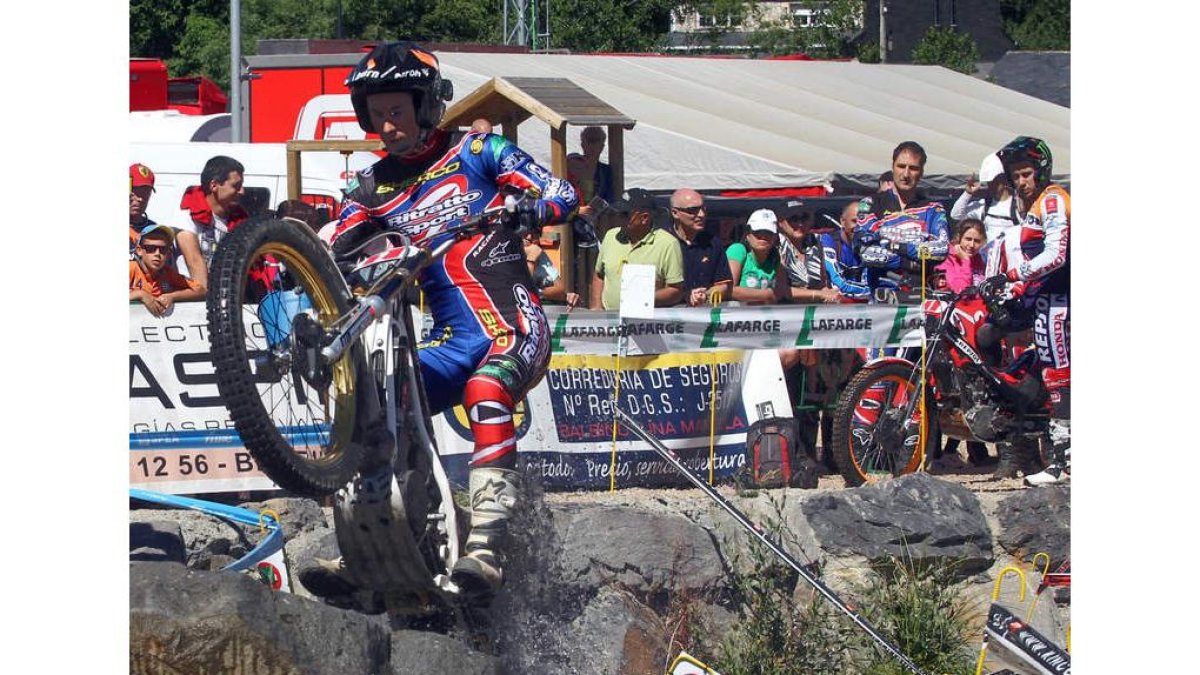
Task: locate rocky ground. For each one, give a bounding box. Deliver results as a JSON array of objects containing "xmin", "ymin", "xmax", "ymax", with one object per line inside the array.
[{"xmin": 130, "ymin": 466, "xmax": 1069, "ymax": 675}]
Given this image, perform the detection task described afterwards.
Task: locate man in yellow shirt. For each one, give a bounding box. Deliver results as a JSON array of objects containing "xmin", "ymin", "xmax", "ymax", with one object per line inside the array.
[{"xmin": 590, "ymin": 188, "xmax": 684, "ymax": 310}]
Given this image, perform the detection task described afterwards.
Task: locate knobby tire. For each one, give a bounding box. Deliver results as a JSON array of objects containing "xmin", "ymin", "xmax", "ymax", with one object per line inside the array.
[{"xmin": 206, "ymin": 217, "xmax": 365, "ymax": 497}]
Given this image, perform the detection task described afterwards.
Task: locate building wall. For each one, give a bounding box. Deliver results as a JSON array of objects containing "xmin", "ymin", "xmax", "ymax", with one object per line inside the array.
[
  {"xmin": 858, "ymin": 0, "xmax": 1013, "ymax": 63},
  {"xmin": 671, "ymin": 1, "xmax": 829, "ymax": 33}
]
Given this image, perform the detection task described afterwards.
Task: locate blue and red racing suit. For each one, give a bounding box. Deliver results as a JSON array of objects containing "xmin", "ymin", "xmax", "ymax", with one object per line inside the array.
[
  {"xmin": 854, "ymin": 191, "xmax": 949, "ymax": 295},
  {"xmin": 330, "ymin": 130, "xmax": 578, "ymax": 469},
  {"xmin": 984, "ymin": 184, "xmax": 1070, "ymax": 412},
  {"xmin": 819, "ymin": 230, "xmax": 868, "ymax": 299}
]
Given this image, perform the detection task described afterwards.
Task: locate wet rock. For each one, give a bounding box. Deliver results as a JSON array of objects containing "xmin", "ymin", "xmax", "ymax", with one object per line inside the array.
[
  {"xmin": 800, "ymin": 473, "xmax": 993, "ymax": 578},
  {"xmin": 129, "ymin": 561, "xmax": 388, "ymax": 675},
  {"xmin": 562, "ymin": 587, "xmax": 669, "ymax": 675},
  {"xmin": 388, "ymin": 630, "xmax": 500, "ymax": 675},
  {"xmin": 551, "ymin": 504, "xmax": 728, "ymax": 606},
  {"xmin": 130, "ymin": 520, "xmax": 186, "ymax": 564},
  {"xmin": 996, "ymin": 485, "xmax": 1070, "ymax": 568}
]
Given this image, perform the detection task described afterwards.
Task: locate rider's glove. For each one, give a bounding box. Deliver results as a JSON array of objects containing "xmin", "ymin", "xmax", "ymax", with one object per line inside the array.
[
  {"xmin": 503, "ymin": 199, "xmax": 549, "ymax": 238},
  {"xmin": 1006, "ymin": 268, "xmax": 1021, "ymax": 282},
  {"xmin": 1001, "ymin": 280, "xmax": 1027, "ymax": 301},
  {"xmin": 978, "ymin": 274, "xmax": 1009, "ymax": 301},
  {"xmin": 854, "ymin": 229, "xmax": 881, "ymax": 248}
]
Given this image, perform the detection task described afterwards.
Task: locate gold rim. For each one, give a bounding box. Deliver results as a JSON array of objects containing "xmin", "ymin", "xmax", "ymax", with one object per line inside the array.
[{"xmin": 249, "ymin": 241, "xmax": 356, "ymax": 465}]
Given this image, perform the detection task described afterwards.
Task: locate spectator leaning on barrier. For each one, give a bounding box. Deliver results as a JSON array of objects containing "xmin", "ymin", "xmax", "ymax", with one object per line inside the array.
[
  {"xmin": 950, "ymin": 152, "xmax": 1020, "ymax": 243},
  {"xmin": 668, "ymin": 188, "xmax": 732, "ymax": 307},
  {"xmin": 523, "ymin": 229, "xmax": 580, "ymax": 310},
  {"xmin": 820, "ymin": 201, "xmax": 869, "ymax": 299},
  {"xmin": 130, "ymin": 224, "xmax": 203, "ymax": 317},
  {"xmin": 172, "ymin": 155, "xmax": 250, "ymax": 291},
  {"xmin": 727, "ymin": 209, "xmax": 790, "ymax": 305},
  {"xmin": 591, "ymin": 188, "xmax": 684, "ymax": 311},
  {"xmin": 129, "ymin": 163, "xmax": 158, "ymax": 255},
  {"xmin": 777, "ymin": 200, "xmax": 841, "ymax": 305}
]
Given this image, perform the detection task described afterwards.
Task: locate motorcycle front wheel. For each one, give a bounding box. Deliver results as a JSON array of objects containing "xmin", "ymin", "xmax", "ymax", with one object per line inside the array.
[
  {"xmin": 830, "ymin": 362, "xmax": 938, "ymax": 487},
  {"xmin": 207, "ymin": 218, "xmax": 365, "ymax": 497}
]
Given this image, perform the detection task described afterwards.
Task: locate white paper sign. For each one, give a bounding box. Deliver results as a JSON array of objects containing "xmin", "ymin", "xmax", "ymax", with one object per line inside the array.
[{"xmin": 619, "ymin": 263, "xmax": 657, "ymax": 319}]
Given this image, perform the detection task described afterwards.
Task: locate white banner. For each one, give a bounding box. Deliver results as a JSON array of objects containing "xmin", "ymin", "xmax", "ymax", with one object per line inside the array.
[{"xmin": 129, "ymin": 301, "xmax": 918, "ymax": 493}]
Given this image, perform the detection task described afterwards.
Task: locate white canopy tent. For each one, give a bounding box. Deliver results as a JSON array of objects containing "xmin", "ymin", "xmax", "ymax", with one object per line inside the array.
[{"xmin": 432, "ymin": 52, "xmax": 1070, "ymax": 192}]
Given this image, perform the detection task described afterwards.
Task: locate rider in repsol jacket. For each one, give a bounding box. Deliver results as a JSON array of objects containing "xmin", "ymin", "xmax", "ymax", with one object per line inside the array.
[
  {"xmin": 306, "ymin": 42, "xmax": 578, "ymax": 600},
  {"xmin": 982, "ymin": 137, "xmax": 1070, "ymax": 486},
  {"xmin": 854, "ymin": 141, "xmax": 949, "ymax": 299}
]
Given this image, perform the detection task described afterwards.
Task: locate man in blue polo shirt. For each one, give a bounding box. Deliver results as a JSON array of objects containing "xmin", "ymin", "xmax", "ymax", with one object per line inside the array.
[{"xmin": 667, "ymin": 188, "xmax": 732, "ymax": 306}]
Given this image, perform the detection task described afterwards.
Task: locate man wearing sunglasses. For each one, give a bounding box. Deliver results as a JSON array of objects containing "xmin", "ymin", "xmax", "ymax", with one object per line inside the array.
[
  {"xmin": 129, "ymin": 224, "xmax": 203, "ymax": 317},
  {"xmin": 668, "ymin": 188, "xmax": 731, "ymax": 307}
]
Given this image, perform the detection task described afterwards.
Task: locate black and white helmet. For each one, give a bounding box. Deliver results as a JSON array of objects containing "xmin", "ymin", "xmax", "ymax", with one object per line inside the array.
[{"xmin": 346, "ymin": 41, "xmax": 454, "ymax": 133}]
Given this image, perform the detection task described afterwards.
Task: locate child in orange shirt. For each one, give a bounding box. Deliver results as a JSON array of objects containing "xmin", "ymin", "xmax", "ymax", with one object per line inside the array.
[{"xmin": 130, "ymin": 224, "xmax": 203, "ymax": 316}]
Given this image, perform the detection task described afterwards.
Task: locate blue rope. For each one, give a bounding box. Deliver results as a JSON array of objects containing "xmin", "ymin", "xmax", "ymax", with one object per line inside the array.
[{"xmin": 130, "ymin": 488, "xmax": 284, "ymax": 572}]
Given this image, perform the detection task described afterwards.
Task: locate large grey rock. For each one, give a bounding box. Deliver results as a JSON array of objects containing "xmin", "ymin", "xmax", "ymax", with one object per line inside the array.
[
  {"xmin": 130, "ymin": 561, "xmax": 389, "ymax": 675},
  {"xmin": 562, "ymin": 587, "xmax": 669, "ymax": 675},
  {"xmin": 552, "ymin": 504, "xmax": 728, "ymax": 605},
  {"xmin": 239, "ymin": 497, "xmax": 327, "ymax": 538},
  {"xmin": 388, "ymin": 630, "xmax": 500, "ymax": 675},
  {"xmin": 996, "ymin": 485, "xmax": 1070, "ymax": 568},
  {"xmin": 800, "ymin": 473, "xmax": 994, "ymax": 577},
  {"xmin": 130, "ymin": 520, "xmax": 186, "ymax": 564}
]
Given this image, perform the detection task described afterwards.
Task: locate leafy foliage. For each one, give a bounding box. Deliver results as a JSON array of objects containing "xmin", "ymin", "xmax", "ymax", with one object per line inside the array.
[
  {"xmin": 551, "ymin": 0, "xmax": 675, "ymax": 52},
  {"xmin": 910, "ymin": 25, "xmax": 981, "ymax": 74},
  {"xmin": 1001, "ymin": 0, "xmax": 1070, "ymax": 50},
  {"xmin": 852, "ymin": 555, "xmax": 977, "ymax": 675},
  {"xmin": 710, "ymin": 497, "xmax": 978, "ymax": 675}
]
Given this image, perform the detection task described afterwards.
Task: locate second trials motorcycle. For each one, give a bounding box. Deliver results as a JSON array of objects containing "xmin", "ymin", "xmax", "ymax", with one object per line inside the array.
[{"xmin": 830, "ymin": 277, "xmax": 1049, "ymax": 486}]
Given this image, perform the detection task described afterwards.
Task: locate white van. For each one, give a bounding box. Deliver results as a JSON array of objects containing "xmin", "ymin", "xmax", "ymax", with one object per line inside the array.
[{"xmin": 130, "ymin": 141, "xmax": 380, "ymax": 228}]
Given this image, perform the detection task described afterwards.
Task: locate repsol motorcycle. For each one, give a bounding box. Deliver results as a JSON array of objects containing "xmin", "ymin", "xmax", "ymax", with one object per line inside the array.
[
  {"xmin": 205, "ymin": 196, "xmax": 554, "ymax": 615},
  {"xmin": 829, "ymin": 277, "xmax": 1049, "ymax": 486}
]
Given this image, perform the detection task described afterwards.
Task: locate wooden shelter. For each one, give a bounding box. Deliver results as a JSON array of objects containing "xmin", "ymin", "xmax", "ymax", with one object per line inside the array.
[
  {"xmin": 440, "ymin": 77, "xmax": 636, "ymax": 298},
  {"xmin": 284, "ymin": 77, "xmax": 635, "ymax": 301}
]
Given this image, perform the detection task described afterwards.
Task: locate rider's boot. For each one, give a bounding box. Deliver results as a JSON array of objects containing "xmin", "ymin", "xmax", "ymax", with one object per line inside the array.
[
  {"xmin": 1026, "ymin": 419, "xmax": 1070, "ymax": 486},
  {"xmin": 993, "ymin": 440, "xmax": 1033, "ymax": 479},
  {"xmin": 1025, "ymin": 379, "xmax": 1071, "ymax": 486},
  {"xmin": 451, "ymin": 466, "xmax": 521, "ymax": 598}
]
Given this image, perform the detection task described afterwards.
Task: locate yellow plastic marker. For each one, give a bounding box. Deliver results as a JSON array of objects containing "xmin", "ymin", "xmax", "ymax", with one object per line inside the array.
[
  {"xmin": 1026, "ymin": 551, "xmax": 1053, "ymax": 620},
  {"xmin": 974, "ymin": 566, "xmax": 1028, "ymax": 675}
]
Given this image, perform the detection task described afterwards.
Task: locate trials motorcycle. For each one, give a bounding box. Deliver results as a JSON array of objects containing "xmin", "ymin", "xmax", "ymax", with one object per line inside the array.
[
  {"xmin": 830, "ymin": 272, "xmax": 1050, "ymax": 487},
  {"xmin": 205, "ymin": 195, "xmax": 566, "ymax": 615}
]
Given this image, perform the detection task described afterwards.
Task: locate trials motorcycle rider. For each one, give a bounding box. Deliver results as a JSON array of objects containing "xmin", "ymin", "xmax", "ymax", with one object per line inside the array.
[
  {"xmin": 980, "ymin": 137, "xmax": 1071, "ymax": 486},
  {"xmin": 300, "ymin": 41, "xmax": 579, "ymax": 600}
]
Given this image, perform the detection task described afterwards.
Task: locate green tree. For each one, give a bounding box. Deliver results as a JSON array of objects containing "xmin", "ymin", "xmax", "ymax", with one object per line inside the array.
[
  {"xmin": 746, "ymin": 0, "xmax": 864, "ymax": 59},
  {"xmin": 1001, "ymin": 0, "xmax": 1070, "ymax": 50},
  {"xmin": 552, "ymin": 0, "xmax": 675, "ymax": 52},
  {"xmin": 130, "ymin": 0, "xmax": 192, "ymax": 59},
  {"xmin": 417, "ymin": 0, "xmax": 501, "ymax": 44},
  {"xmin": 911, "ymin": 25, "xmax": 980, "ymax": 74}
]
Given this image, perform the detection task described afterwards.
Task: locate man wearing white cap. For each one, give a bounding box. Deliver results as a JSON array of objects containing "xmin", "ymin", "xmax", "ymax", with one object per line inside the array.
[{"xmin": 950, "ymin": 152, "xmax": 1020, "ymax": 242}]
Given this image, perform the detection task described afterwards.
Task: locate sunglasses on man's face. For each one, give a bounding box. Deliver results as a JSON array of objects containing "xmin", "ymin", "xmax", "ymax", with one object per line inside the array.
[
  {"xmin": 672, "ymin": 205, "xmax": 705, "ymax": 215},
  {"xmin": 140, "ymin": 243, "xmax": 171, "ymax": 254}
]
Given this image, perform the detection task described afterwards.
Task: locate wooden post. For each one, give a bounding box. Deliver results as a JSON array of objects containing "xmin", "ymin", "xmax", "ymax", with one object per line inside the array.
[
  {"xmin": 501, "ymin": 114, "xmax": 518, "ymax": 144},
  {"xmin": 609, "ymin": 125, "xmax": 624, "ymax": 197},
  {"xmin": 286, "ymin": 147, "xmax": 302, "ymax": 201},
  {"xmin": 549, "ymin": 123, "xmax": 572, "ymax": 296}
]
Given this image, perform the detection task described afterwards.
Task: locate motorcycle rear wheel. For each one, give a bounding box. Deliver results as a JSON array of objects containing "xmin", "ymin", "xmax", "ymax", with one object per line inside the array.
[
  {"xmin": 207, "ymin": 218, "xmax": 365, "ymax": 497},
  {"xmin": 831, "ymin": 362, "xmax": 938, "ymax": 487}
]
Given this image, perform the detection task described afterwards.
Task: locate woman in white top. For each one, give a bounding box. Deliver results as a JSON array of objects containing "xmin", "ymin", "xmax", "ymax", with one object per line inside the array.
[{"xmin": 950, "ymin": 152, "xmax": 1020, "ymax": 244}]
